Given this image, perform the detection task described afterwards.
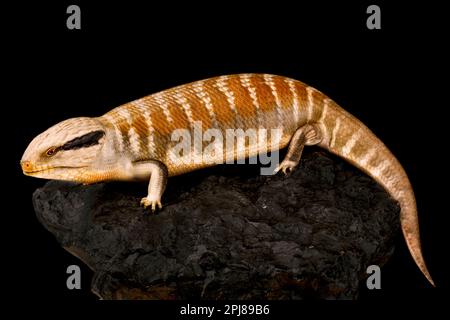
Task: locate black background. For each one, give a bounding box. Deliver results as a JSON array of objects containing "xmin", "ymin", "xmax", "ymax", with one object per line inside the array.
[{"xmin": 4, "ymin": 0, "xmax": 448, "ymax": 313}]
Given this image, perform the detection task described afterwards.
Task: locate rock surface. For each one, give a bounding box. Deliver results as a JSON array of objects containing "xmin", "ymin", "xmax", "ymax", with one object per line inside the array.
[{"xmin": 33, "ymin": 151, "xmax": 400, "ymax": 299}]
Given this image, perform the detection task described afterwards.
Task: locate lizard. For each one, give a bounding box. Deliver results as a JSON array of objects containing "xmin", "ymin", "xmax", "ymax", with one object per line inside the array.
[{"xmin": 20, "ymin": 73, "xmax": 434, "ymax": 286}]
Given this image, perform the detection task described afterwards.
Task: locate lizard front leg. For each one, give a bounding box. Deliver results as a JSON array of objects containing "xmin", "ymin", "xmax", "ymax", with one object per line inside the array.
[
  {"xmin": 274, "ymin": 124, "xmax": 322, "ymax": 175},
  {"xmin": 131, "ymin": 160, "xmax": 168, "ymax": 212}
]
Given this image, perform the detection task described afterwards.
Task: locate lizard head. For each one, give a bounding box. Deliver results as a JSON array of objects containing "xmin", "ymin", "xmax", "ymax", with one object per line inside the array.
[{"xmin": 21, "ymin": 117, "xmax": 107, "ymax": 182}]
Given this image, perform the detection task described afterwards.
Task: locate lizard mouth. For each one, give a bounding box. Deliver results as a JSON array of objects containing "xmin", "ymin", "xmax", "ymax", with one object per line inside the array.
[
  {"xmin": 22, "ymin": 166, "xmax": 86, "ymax": 175},
  {"xmin": 23, "ymin": 168, "xmax": 49, "ymax": 174}
]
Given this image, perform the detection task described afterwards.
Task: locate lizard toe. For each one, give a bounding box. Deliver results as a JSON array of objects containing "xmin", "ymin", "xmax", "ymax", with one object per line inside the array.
[
  {"xmin": 140, "ymin": 197, "xmax": 162, "ymax": 213},
  {"xmin": 274, "ymin": 160, "xmax": 298, "ymax": 176}
]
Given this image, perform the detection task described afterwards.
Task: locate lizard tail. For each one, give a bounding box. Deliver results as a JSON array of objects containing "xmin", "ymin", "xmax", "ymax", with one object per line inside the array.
[{"xmin": 317, "ymin": 101, "xmax": 434, "ymax": 286}]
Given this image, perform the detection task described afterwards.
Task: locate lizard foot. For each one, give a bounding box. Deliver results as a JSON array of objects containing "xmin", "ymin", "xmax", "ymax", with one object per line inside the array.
[
  {"xmin": 140, "ymin": 197, "xmax": 162, "ymax": 213},
  {"xmin": 274, "ymin": 160, "xmax": 298, "ymax": 176}
]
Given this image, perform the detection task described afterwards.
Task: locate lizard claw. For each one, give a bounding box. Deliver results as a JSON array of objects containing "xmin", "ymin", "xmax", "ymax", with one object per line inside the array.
[
  {"xmin": 140, "ymin": 197, "xmax": 162, "ymax": 213},
  {"xmin": 274, "ymin": 160, "xmax": 298, "ymax": 176}
]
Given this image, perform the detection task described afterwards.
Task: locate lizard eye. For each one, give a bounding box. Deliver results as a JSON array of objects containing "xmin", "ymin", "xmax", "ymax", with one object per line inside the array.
[{"xmin": 45, "ymin": 147, "xmax": 58, "ymax": 157}]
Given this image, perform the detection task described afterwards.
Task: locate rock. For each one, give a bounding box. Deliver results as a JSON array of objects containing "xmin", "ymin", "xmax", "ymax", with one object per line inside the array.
[{"xmin": 32, "ymin": 151, "xmax": 400, "ymax": 299}]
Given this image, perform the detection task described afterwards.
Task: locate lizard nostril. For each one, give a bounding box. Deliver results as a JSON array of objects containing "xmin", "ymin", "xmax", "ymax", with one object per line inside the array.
[{"xmin": 21, "ymin": 160, "xmax": 32, "ymax": 171}]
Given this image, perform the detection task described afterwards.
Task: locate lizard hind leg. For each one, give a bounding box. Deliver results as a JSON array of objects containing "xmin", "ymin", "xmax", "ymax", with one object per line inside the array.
[{"xmin": 274, "ymin": 124, "xmax": 322, "ymax": 175}]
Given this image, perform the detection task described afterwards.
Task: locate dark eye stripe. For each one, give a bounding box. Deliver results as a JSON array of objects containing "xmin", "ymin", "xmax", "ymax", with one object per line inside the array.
[{"xmin": 60, "ymin": 130, "xmax": 105, "ymax": 151}]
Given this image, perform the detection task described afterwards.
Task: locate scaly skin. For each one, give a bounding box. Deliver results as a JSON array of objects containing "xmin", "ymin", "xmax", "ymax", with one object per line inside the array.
[{"xmin": 20, "ymin": 74, "xmax": 434, "ymax": 286}]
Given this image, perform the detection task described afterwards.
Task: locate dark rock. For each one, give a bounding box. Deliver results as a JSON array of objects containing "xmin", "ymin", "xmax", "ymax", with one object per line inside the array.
[{"xmin": 32, "ymin": 151, "xmax": 400, "ymax": 299}]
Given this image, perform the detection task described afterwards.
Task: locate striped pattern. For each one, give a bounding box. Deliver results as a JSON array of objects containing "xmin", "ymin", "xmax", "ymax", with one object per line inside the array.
[
  {"xmin": 359, "ymin": 144, "xmax": 378, "ymax": 168},
  {"xmin": 341, "ymin": 128, "xmax": 361, "ymax": 156},
  {"xmin": 101, "ymin": 113, "xmax": 125, "ymax": 154},
  {"xmin": 131, "ymin": 100, "xmax": 154, "ymax": 158},
  {"xmin": 306, "ymin": 86, "xmax": 315, "ymax": 123},
  {"xmin": 174, "ymin": 90, "xmax": 195, "ymax": 127},
  {"xmin": 153, "ymin": 93, "xmax": 174, "ymax": 124},
  {"xmin": 285, "ymin": 78, "xmax": 300, "ymax": 124},
  {"xmin": 329, "ymin": 117, "xmax": 341, "ymax": 148},
  {"xmin": 239, "ymin": 74, "xmax": 261, "ymax": 127},
  {"xmin": 264, "ymin": 75, "xmax": 281, "ymax": 105},
  {"xmin": 215, "ymin": 76, "xmax": 237, "ymax": 114},
  {"xmin": 192, "ymin": 81, "xmax": 218, "ymax": 127}
]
